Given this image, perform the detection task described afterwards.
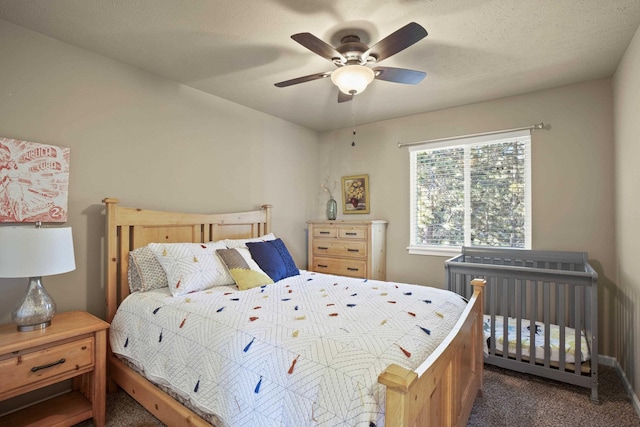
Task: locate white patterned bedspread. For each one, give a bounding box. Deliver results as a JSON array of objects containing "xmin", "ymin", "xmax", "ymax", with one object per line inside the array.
[
  {"xmin": 484, "ymin": 315, "xmax": 590, "ymax": 364},
  {"xmin": 110, "ymin": 271, "xmax": 467, "ymax": 427}
]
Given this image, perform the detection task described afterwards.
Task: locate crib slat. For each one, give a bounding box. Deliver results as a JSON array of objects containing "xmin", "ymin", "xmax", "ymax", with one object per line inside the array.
[
  {"xmin": 515, "ymin": 278, "xmax": 522, "ymax": 362},
  {"xmin": 558, "ymin": 284, "xmax": 566, "ymax": 372},
  {"xmin": 501, "ymin": 278, "xmax": 509, "ymax": 359},
  {"xmin": 489, "ymin": 278, "xmax": 497, "ymax": 357},
  {"xmin": 589, "ymin": 276, "xmax": 599, "ymax": 403},
  {"xmin": 574, "ymin": 286, "xmax": 583, "ymax": 373},
  {"xmin": 529, "ymin": 281, "xmax": 537, "ymax": 365},
  {"xmin": 543, "ymin": 281, "xmax": 551, "ymax": 368}
]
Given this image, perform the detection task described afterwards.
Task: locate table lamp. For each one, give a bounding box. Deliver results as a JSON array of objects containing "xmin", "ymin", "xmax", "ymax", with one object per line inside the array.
[{"xmin": 0, "ymin": 224, "xmax": 76, "ymax": 331}]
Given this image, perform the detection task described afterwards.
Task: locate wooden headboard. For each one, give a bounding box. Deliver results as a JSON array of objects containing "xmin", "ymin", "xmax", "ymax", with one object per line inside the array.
[{"xmin": 103, "ymin": 198, "xmax": 272, "ymax": 322}]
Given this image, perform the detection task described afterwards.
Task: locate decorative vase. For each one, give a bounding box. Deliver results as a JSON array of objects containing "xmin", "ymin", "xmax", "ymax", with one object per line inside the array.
[
  {"xmin": 326, "ymin": 196, "xmax": 337, "ymax": 220},
  {"xmin": 350, "ymin": 197, "xmax": 359, "ymax": 208}
]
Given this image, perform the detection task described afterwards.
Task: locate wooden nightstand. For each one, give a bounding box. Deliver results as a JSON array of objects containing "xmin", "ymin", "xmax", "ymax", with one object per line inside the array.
[{"xmin": 0, "ymin": 310, "xmax": 109, "ymax": 427}]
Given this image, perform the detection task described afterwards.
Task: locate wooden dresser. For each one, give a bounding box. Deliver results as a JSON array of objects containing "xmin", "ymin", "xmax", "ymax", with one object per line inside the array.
[{"xmin": 307, "ymin": 219, "xmax": 388, "ymax": 280}]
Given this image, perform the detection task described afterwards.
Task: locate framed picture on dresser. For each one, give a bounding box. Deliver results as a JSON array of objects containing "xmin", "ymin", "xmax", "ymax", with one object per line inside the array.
[{"xmin": 341, "ymin": 174, "xmax": 369, "ymax": 214}]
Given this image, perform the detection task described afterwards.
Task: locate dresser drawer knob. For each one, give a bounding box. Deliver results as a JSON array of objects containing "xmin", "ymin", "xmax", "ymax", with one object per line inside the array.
[
  {"xmin": 345, "ymin": 232, "xmax": 357, "ymax": 236},
  {"xmin": 31, "ymin": 358, "xmax": 66, "ymax": 373},
  {"xmin": 317, "ymin": 246, "xmax": 328, "ymax": 250},
  {"xmin": 347, "ymin": 249, "xmax": 359, "ymax": 252},
  {"xmin": 317, "ymin": 264, "xmax": 328, "ymax": 268},
  {"xmin": 347, "ymin": 267, "xmax": 359, "ymax": 271},
  {"xmin": 319, "ymin": 231, "xmax": 331, "ymax": 235}
]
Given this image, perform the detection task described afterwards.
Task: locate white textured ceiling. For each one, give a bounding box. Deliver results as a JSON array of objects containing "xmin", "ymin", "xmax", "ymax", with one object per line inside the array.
[{"xmin": 1, "ymin": 0, "xmax": 640, "ymax": 132}]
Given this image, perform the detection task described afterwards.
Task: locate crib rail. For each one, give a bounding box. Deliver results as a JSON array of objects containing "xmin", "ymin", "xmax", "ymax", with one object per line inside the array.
[{"xmin": 445, "ymin": 247, "xmax": 599, "ymax": 402}]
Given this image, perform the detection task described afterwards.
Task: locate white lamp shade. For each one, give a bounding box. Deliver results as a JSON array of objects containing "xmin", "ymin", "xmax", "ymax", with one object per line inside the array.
[
  {"xmin": 0, "ymin": 226, "xmax": 76, "ymax": 278},
  {"xmin": 330, "ymin": 65, "xmax": 375, "ymax": 95}
]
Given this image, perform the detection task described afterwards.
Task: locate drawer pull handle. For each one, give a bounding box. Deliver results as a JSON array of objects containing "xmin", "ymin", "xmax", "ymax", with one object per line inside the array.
[
  {"xmin": 317, "ymin": 246, "xmax": 328, "ymax": 250},
  {"xmin": 347, "ymin": 267, "xmax": 359, "ymax": 271},
  {"xmin": 318, "ymin": 264, "xmax": 328, "ymax": 268},
  {"xmin": 319, "ymin": 231, "xmax": 331, "ymax": 235},
  {"xmin": 345, "ymin": 232, "xmax": 357, "ymax": 236},
  {"xmin": 31, "ymin": 358, "xmax": 66, "ymax": 373},
  {"xmin": 347, "ymin": 249, "xmax": 359, "ymax": 252}
]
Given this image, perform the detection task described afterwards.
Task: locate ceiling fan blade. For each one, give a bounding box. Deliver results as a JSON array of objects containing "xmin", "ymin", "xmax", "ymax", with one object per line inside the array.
[
  {"xmin": 274, "ymin": 72, "xmax": 331, "ymax": 88},
  {"xmin": 291, "ymin": 33, "xmax": 347, "ymax": 63},
  {"xmin": 373, "ymin": 66, "xmax": 426, "ymax": 84},
  {"xmin": 337, "ymin": 90, "xmax": 353, "ymax": 103},
  {"xmin": 363, "ymin": 22, "xmax": 428, "ymax": 62}
]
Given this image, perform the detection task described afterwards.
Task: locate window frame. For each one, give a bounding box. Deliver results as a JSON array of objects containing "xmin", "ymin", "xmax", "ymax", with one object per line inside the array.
[{"xmin": 408, "ymin": 129, "xmax": 532, "ymax": 256}]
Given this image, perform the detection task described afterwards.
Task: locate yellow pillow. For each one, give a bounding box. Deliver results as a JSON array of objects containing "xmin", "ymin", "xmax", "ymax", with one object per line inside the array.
[{"xmin": 216, "ymin": 248, "xmax": 273, "ymax": 290}]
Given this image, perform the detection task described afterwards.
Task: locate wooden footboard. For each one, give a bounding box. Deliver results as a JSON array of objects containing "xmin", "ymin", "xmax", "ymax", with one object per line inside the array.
[{"xmin": 379, "ymin": 279, "xmax": 485, "ymax": 427}]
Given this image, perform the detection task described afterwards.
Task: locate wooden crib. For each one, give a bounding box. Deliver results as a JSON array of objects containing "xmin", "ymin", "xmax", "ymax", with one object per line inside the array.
[{"xmin": 445, "ymin": 247, "xmax": 599, "ymax": 402}]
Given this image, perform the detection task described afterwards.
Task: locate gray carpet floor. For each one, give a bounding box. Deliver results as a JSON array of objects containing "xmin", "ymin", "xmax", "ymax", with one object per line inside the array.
[
  {"xmin": 467, "ymin": 365, "xmax": 639, "ymax": 427},
  {"xmin": 76, "ymin": 365, "xmax": 639, "ymax": 426}
]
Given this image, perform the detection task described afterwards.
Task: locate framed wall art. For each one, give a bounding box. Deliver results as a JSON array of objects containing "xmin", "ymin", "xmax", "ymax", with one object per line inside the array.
[
  {"xmin": 342, "ymin": 174, "xmax": 369, "ymax": 214},
  {"xmin": 0, "ymin": 137, "xmax": 70, "ymax": 222}
]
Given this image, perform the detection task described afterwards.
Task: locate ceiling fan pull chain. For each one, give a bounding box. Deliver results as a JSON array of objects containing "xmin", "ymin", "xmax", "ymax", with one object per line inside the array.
[{"xmin": 351, "ymin": 97, "xmax": 357, "ymax": 147}]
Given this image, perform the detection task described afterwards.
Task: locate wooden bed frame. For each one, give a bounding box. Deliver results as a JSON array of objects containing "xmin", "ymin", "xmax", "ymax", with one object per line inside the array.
[{"xmin": 103, "ymin": 198, "xmax": 485, "ymax": 427}]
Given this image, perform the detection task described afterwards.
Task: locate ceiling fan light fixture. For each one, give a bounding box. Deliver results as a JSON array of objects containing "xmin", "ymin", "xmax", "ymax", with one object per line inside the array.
[{"xmin": 330, "ymin": 65, "xmax": 375, "ymax": 95}]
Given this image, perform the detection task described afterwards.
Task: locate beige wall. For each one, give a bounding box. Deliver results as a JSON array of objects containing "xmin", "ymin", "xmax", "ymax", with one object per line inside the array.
[
  {"xmin": 614, "ymin": 23, "xmax": 640, "ymax": 400},
  {"xmin": 0, "ymin": 19, "xmax": 319, "ymax": 323},
  {"xmin": 317, "ymin": 79, "xmax": 617, "ymax": 357}
]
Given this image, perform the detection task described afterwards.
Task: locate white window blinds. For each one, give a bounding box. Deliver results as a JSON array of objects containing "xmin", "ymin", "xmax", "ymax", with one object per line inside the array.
[{"xmin": 409, "ymin": 129, "xmax": 531, "ymax": 254}]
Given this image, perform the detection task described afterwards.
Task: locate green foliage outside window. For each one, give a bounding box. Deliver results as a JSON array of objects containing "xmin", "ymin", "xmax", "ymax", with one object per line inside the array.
[{"xmin": 413, "ymin": 139, "xmax": 529, "ymax": 249}]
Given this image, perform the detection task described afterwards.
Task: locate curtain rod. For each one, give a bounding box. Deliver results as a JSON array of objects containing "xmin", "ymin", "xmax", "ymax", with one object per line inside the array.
[{"xmin": 397, "ymin": 122, "xmax": 545, "ymax": 148}]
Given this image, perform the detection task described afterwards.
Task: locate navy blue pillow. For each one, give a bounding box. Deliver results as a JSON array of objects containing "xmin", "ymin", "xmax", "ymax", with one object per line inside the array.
[{"xmin": 247, "ymin": 238, "xmax": 299, "ymax": 282}]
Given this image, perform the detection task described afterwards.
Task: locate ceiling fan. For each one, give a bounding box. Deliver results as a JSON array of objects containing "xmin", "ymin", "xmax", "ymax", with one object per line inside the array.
[{"xmin": 274, "ymin": 22, "xmax": 428, "ymax": 103}]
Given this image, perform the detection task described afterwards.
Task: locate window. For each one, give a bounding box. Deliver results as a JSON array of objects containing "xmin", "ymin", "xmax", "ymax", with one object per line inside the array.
[{"xmin": 409, "ymin": 129, "xmax": 531, "ymax": 255}]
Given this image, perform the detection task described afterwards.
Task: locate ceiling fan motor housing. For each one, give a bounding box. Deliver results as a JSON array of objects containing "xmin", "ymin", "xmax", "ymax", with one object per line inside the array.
[{"xmin": 335, "ymin": 35, "xmax": 373, "ymax": 65}]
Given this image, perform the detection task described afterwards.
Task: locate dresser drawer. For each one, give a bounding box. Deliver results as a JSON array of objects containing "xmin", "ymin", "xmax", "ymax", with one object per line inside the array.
[
  {"xmin": 312, "ymin": 240, "xmax": 367, "ymax": 259},
  {"xmin": 337, "ymin": 226, "xmax": 367, "ymax": 239},
  {"xmin": 313, "ymin": 227, "xmax": 338, "ymax": 238},
  {"xmin": 0, "ymin": 337, "xmax": 94, "ymax": 396},
  {"xmin": 311, "ymin": 257, "xmax": 367, "ymax": 278}
]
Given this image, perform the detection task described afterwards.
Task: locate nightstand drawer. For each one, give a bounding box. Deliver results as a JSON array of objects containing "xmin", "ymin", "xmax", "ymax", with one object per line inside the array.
[
  {"xmin": 0, "ymin": 337, "xmax": 94, "ymax": 397},
  {"xmin": 312, "ymin": 240, "xmax": 367, "ymax": 258},
  {"xmin": 311, "ymin": 257, "xmax": 367, "ymax": 278}
]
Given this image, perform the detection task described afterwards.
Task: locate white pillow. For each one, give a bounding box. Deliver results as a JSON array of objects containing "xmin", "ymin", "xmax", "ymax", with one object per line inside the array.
[
  {"xmin": 222, "ymin": 233, "xmax": 276, "ymax": 249},
  {"xmin": 128, "ymin": 246, "xmax": 169, "ymax": 293},
  {"xmin": 148, "ymin": 241, "xmax": 234, "ymax": 296}
]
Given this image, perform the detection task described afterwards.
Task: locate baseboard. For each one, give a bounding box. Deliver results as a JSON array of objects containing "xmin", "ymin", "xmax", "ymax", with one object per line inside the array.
[
  {"xmin": 599, "ymin": 355, "xmax": 640, "ymax": 418},
  {"xmin": 598, "ymin": 354, "xmax": 616, "ymax": 367}
]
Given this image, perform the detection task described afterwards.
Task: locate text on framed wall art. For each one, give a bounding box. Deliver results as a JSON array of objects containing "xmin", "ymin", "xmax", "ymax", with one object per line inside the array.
[{"xmin": 0, "ymin": 137, "xmax": 70, "ymax": 222}]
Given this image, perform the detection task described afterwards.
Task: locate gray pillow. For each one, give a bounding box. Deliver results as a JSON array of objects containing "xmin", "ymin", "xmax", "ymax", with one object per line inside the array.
[{"xmin": 128, "ymin": 246, "xmax": 169, "ymax": 293}]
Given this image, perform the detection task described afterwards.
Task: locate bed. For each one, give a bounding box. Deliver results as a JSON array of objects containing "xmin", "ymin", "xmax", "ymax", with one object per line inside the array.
[
  {"xmin": 445, "ymin": 247, "xmax": 598, "ymax": 402},
  {"xmin": 103, "ymin": 198, "xmax": 486, "ymax": 426}
]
